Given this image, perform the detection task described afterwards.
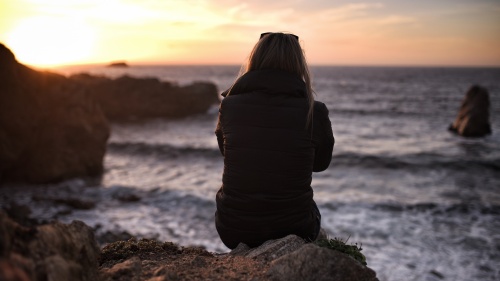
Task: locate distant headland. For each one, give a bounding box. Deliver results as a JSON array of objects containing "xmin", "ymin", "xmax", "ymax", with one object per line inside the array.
[{"xmin": 107, "ymin": 61, "xmax": 129, "ymax": 67}]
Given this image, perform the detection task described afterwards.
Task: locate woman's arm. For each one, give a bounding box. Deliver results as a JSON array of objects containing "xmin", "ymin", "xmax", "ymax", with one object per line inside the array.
[
  {"xmin": 215, "ymin": 111, "xmax": 224, "ymax": 156},
  {"xmin": 312, "ymin": 102, "xmax": 334, "ymax": 172}
]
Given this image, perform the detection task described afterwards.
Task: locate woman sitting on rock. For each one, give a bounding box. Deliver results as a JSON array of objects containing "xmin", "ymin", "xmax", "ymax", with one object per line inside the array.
[{"xmin": 215, "ymin": 32, "xmax": 334, "ymax": 249}]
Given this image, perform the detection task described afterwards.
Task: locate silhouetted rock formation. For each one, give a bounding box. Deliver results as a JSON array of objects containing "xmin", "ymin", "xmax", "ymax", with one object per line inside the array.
[
  {"xmin": 107, "ymin": 61, "xmax": 128, "ymax": 68},
  {"xmin": 449, "ymin": 85, "xmax": 492, "ymax": 137},
  {"xmin": 0, "ymin": 211, "xmax": 100, "ymax": 281},
  {"xmin": 70, "ymin": 73, "xmax": 219, "ymax": 122},
  {"xmin": 0, "ymin": 43, "xmax": 110, "ymax": 183}
]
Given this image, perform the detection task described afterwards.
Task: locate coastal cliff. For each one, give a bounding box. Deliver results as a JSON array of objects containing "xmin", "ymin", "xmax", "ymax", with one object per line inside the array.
[
  {"xmin": 0, "ymin": 43, "xmax": 110, "ymax": 184},
  {"xmin": 69, "ymin": 73, "xmax": 219, "ymax": 122},
  {"xmin": 0, "ymin": 43, "xmax": 220, "ymax": 183}
]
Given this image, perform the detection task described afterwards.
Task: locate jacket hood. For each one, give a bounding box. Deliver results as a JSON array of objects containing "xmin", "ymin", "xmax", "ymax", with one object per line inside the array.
[{"xmin": 221, "ymin": 69, "xmax": 306, "ymax": 98}]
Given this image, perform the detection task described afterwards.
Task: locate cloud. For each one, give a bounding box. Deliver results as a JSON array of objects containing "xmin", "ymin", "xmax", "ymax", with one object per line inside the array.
[
  {"xmin": 377, "ymin": 15, "xmax": 417, "ymax": 25},
  {"xmin": 317, "ymin": 3, "xmax": 384, "ymax": 22}
]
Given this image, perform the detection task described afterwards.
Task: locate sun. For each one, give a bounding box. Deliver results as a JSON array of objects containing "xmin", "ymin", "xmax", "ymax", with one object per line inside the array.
[{"xmin": 6, "ymin": 17, "xmax": 96, "ymax": 67}]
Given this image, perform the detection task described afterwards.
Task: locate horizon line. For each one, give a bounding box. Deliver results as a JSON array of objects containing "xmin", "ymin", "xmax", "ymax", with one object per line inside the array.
[{"xmin": 37, "ymin": 62, "xmax": 500, "ymax": 70}]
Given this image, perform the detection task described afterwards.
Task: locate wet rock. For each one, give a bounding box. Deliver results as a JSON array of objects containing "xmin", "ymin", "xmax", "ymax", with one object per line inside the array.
[
  {"xmin": 1, "ymin": 203, "xmax": 37, "ymax": 227},
  {"xmin": 53, "ymin": 197, "xmax": 96, "ymax": 209},
  {"xmin": 70, "ymin": 73, "xmax": 219, "ymax": 122},
  {"xmin": 0, "ymin": 43, "xmax": 110, "ymax": 184},
  {"xmin": 0, "ymin": 211, "xmax": 100, "ymax": 281},
  {"xmin": 267, "ymin": 243, "xmax": 379, "ymax": 281},
  {"xmin": 113, "ymin": 191, "xmax": 141, "ymax": 202},
  {"xmin": 449, "ymin": 85, "xmax": 492, "ymax": 137},
  {"xmin": 430, "ymin": 269, "xmax": 445, "ymax": 279},
  {"xmin": 32, "ymin": 195, "xmax": 96, "ymax": 210}
]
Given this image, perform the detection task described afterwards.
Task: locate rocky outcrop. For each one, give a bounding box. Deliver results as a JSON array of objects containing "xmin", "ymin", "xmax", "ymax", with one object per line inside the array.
[
  {"xmin": 230, "ymin": 235, "xmax": 378, "ymax": 281},
  {"xmin": 229, "ymin": 234, "xmax": 306, "ymax": 262},
  {"xmin": 449, "ymin": 85, "xmax": 492, "ymax": 137},
  {"xmin": 1, "ymin": 212, "xmax": 378, "ymax": 281},
  {"xmin": 267, "ymin": 243, "xmax": 378, "ymax": 281},
  {"xmin": 0, "ymin": 211, "xmax": 100, "ymax": 281},
  {"xmin": 0, "ymin": 43, "xmax": 110, "ymax": 183},
  {"xmin": 69, "ymin": 73, "xmax": 219, "ymax": 122}
]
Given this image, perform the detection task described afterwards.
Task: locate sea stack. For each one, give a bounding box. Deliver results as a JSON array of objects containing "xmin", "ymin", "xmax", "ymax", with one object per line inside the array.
[
  {"xmin": 449, "ymin": 85, "xmax": 492, "ymax": 137},
  {"xmin": 0, "ymin": 43, "xmax": 110, "ymax": 183}
]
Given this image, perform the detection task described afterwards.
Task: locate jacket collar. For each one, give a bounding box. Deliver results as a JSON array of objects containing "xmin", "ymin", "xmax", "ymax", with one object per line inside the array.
[{"xmin": 222, "ymin": 69, "xmax": 306, "ymax": 98}]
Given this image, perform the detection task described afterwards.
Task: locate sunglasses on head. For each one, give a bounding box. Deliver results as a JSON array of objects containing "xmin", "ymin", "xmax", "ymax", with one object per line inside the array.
[{"xmin": 260, "ymin": 32, "xmax": 299, "ymax": 40}]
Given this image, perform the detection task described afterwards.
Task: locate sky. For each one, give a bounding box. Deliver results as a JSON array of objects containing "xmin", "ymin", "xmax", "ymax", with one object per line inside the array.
[{"xmin": 1, "ymin": 0, "xmax": 499, "ymax": 67}]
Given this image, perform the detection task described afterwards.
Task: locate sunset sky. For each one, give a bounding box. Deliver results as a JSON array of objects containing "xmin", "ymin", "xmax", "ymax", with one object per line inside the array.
[{"xmin": 1, "ymin": 0, "xmax": 499, "ymax": 67}]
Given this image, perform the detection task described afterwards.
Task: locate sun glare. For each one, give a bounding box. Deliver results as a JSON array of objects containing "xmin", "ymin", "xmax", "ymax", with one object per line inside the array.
[{"xmin": 6, "ymin": 17, "xmax": 95, "ymax": 67}]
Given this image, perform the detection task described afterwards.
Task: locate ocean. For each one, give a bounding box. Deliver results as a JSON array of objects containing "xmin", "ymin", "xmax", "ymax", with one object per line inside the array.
[{"xmin": 2, "ymin": 65, "xmax": 499, "ymax": 281}]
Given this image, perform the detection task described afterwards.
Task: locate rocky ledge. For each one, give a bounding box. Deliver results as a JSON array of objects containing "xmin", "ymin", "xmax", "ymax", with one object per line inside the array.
[{"xmin": 0, "ymin": 211, "xmax": 378, "ymax": 281}]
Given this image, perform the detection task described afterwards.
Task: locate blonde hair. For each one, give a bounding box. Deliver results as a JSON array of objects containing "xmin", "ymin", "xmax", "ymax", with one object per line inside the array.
[{"xmin": 230, "ymin": 32, "xmax": 315, "ymax": 126}]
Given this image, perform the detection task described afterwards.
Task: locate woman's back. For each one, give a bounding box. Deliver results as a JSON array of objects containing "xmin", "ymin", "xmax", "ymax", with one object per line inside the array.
[{"xmin": 214, "ymin": 32, "xmax": 334, "ymax": 249}]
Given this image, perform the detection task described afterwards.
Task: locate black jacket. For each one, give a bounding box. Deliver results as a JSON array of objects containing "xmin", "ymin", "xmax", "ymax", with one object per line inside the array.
[{"xmin": 215, "ymin": 69, "xmax": 334, "ymax": 249}]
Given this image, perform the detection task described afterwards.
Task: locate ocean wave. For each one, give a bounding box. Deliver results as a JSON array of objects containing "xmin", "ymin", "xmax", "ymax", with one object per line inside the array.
[
  {"xmin": 331, "ymin": 152, "xmax": 500, "ymax": 172},
  {"xmin": 107, "ymin": 142, "xmax": 222, "ymax": 158},
  {"xmin": 107, "ymin": 142, "xmax": 500, "ymax": 172},
  {"xmin": 321, "ymin": 201, "xmax": 500, "ymax": 215}
]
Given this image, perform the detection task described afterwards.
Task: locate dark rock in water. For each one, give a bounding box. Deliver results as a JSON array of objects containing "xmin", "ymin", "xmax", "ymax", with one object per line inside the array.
[
  {"xmin": 449, "ymin": 85, "xmax": 492, "ymax": 137},
  {"xmin": 69, "ymin": 73, "xmax": 220, "ymax": 121},
  {"xmin": 0, "ymin": 211, "xmax": 100, "ymax": 281},
  {"xmin": 0, "ymin": 43, "xmax": 110, "ymax": 184},
  {"xmin": 1, "ymin": 202, "xmax": 38, "ymax": 227},
  {"xmin": 52, "ymin": 198, "xmax": 96, "ymax": 209},
  {"xmin": 111, "ymin": 189, "xmax": 141, "ymax": 202},
  {"xmin": 107, "ymin": 61, "xmax": 128, "ymax": 68}
]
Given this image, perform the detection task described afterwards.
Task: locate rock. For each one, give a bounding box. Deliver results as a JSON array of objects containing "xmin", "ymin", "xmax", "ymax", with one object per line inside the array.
[
  {"xmin": 230, "ymin": 234, "xmax": 306, "ymax": 262},
  {"xmin": 100, "ymin": 256, "xmax": 142, "ymax": 281},
  {"xmin": 107, "ymin": 61, "xmax": 129, "ymax": 68},
  {"xmin": 449, "ymin": 85, "xmax": 492, "ymax": 137},
  {"xmin": 0, "ymin": 43, "xmax": 110, "ymax": 183},
  {"xmin": 267, "ymin": 243, "xmax": 379, "ymax": 281},
  {"xmin": 0, "ymin": 259, "xmax": 31, "ymax": 281},
  {"xmin": 0, "ymin": 211, "xmax": 100, "ymax": 281},
  {"xmin": 112, "ymin": 190, "xmax": 142, "ymax": 202},
  {"xmin": 1, "ymin": 202, "xmax": 36, "ymax": 227},
  {"xmin": 69, "ymin": 73, "xmax": 220, "ymax": 121},
  {"xmin": 1, "ymin": 209, "xmax": 379, "ymax": 281},
  {"xmin": 96, "ymin": 230, "xmax": 135, "ymax": 245},
  {"xmin": 32, "ymin": 195, "xmax": 96, "ymax": 210}
]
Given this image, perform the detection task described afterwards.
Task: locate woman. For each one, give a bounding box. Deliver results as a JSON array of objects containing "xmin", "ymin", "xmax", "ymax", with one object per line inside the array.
[{"xmin": 215, "ymin": 32, "xmax": 334, "ymax": 249}]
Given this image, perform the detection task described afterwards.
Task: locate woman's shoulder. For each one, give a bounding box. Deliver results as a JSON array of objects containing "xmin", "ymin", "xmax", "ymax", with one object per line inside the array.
[{"xmin": 313, "ymin": 100, "xmax": 329, "ymax": 114}]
